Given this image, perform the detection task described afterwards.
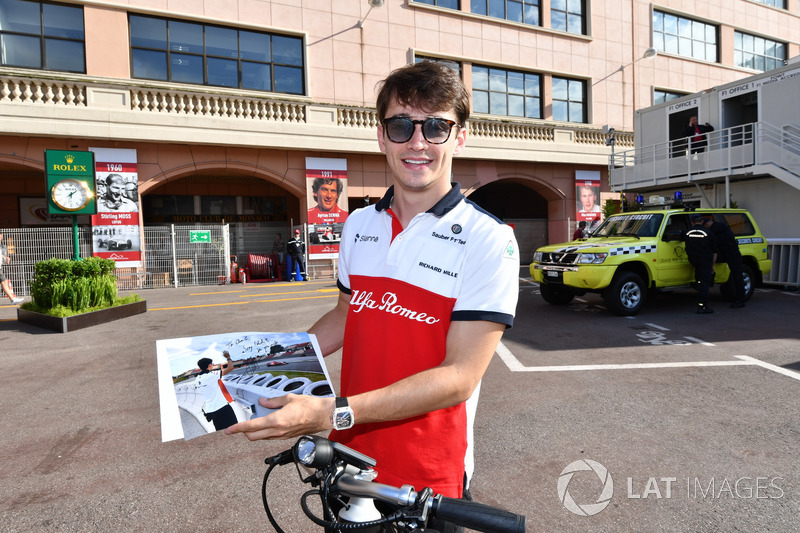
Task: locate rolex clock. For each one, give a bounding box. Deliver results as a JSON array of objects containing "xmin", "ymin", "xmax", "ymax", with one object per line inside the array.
[
  {"xmin": 51, "ymin": 178, "xmax": 93, "ymax": 211},
  {"xmin": 44, "ymin": 150, "xmax": 97, "ymax": 215}
]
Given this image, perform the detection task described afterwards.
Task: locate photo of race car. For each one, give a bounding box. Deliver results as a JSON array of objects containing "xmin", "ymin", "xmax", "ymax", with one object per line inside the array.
[{"xmin": 97, "ymin": 238, "xmax": 133, "ymax": 250}]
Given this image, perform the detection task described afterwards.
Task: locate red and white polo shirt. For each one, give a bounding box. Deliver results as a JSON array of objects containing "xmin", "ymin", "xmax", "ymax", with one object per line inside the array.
[{"xmin": 331, "ymin": 183, "xmax": 519, "ymax": 498}]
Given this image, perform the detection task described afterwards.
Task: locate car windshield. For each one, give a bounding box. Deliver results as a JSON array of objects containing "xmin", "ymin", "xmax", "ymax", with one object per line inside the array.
[{"xmin": 591, "ymin": 213, "xmax": 664, "ymax": 238}]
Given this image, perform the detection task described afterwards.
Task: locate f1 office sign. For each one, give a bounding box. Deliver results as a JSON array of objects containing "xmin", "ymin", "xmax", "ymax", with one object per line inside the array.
[{"xmin": 44, "ymin": 149, "xmax": 97, "ymax": 215}]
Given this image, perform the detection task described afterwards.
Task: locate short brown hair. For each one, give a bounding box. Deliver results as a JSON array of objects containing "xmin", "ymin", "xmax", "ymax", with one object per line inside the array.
[{"xmin": 376, "ymin": 61, "xmax": 470, "ymax": 126}]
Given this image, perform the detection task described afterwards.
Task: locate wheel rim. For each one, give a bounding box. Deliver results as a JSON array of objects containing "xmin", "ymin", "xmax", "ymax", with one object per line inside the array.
[{"xmin": 620, "ymin": 281, "xmax": 642, "ymax": 309}]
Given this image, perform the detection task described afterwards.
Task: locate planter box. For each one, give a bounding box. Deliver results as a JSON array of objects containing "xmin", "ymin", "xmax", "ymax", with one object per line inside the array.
[{"xmin": 17, "ymin": 300, "xmax": 147, "ymax": 333}]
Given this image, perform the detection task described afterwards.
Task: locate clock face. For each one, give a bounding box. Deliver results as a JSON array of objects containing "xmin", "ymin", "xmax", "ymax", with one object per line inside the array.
[{"xmin": 51, "ymin": 179, "xmax": 92, "ymax": 211}]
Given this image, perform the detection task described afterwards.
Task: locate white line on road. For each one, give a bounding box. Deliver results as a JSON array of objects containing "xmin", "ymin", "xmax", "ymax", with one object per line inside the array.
[
  {"xmin": 735, "ymin": 355, "xmax": 800, "ymax": 381},
  {"xmin": 497, "ymin": 343, "xmax": 800, "ymax": 381},
  {"xmin": 497, "ymin": 341, "xmax": 750, "ymax": 372},
  {"xmin": 644, "ymin": 323, "xmax": 670, "ymax": 331},
  {"xmin": 683, "ymin": 336, "xmax": 715, "ymax": 346}
]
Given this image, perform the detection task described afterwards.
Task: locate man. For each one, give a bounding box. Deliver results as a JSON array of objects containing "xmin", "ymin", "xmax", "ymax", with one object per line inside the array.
[
  {"xmin": 308, "ymin": 177, "xmax": 346, "ymax": 224},
  {"xmin": 194, "ymin": 351, "xmax": 237, "ymax": 431},
  {"xmin": 573, "ymin": 221, "xmax": 587, "ymax": 240},
  {"xmin": 578, "ymin": 185, "xmax": 601, "ymax": 214},
  {"xmin": 684, "ymin": 116, "xmax": 714, "ymax": 154},
  {"xmin": 682, "ymin": 214, "xmax": 718, "ymax": 314},
  {"xmin": 286, "ymin": 229, "xmax": 306, "ymax": 281},
  {"xmin": 99, "ymin": 173, "xmax": 138, "ymax": 212},
  {"xmin": 0, "ymin": 233, "xmax": 24, "ymax": 304},
  {"xmin": 705, "ymin": 218, "xmax": 746, "ymax": 308},
  {"xmin": 227, "ymin": 61, "xmax": 519, "ymax": 504}
]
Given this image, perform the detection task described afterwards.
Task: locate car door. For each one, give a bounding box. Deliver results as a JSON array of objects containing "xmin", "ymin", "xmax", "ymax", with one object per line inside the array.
[{"xmin": 656, "ymin": 214, "xmax": 693, "ymax": 285}]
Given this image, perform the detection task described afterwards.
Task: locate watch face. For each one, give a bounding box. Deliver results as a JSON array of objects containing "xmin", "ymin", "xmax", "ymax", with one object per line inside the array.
[
  {"xmin": 334, "ymin": 410, "xmax": 353, "ymax": 430},
  {"xmin": 52, "ymin": 179, "xmax": 92, "ymax": 211}
]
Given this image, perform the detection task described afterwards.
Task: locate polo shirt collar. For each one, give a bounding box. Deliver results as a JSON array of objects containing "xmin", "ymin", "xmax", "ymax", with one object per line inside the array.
[{"xmin": 374, "ymin": 183, "xmax": 464, "ymax": 218}]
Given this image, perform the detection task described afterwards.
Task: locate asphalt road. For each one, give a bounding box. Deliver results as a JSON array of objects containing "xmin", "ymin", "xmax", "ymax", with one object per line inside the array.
[{"xmin": 0, "ymin": 272, "xmax": 798, "ymax": 532}]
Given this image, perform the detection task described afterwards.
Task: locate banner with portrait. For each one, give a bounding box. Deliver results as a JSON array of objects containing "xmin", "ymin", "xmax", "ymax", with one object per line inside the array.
[
  {"xmin": 305, "ymin": 157, "xmax": 348, "ymax": 259},
  {"xmin": 90, "ymin": 148, "xmax": 142, "ymax": 267},
  {"xmin": 575, "ymin": 170, "xmax": 602, "ymax": 224}
]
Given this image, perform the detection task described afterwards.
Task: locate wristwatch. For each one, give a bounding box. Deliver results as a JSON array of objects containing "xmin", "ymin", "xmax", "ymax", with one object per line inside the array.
[{"xmin": 332, "ymin": 397, "xmax": 355, "ymax": 430}]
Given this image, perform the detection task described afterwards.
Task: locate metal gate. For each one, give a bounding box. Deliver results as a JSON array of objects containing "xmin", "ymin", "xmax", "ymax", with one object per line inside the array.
[{"xmin": 0, "ymin": 224, "xmax": 230, "ymax": 295}]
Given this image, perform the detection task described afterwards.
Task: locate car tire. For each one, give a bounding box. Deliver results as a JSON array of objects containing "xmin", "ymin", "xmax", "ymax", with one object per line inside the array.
[
  {"xmin": 720, "ymin": 263, "xmax": 754, "ymax": 302},
  {"xmin": 603, "ymin": 271, "xmax": 646, "ymax": 316},
  {"xmin": 540, "ymin": 283, "xmax": 575, "ymax": 305}
]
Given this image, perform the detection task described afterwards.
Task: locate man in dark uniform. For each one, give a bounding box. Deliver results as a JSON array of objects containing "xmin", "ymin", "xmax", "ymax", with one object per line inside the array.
[
  {"xmin": 705, "ymin": 218, "xmax": 746, "ymax": 308},
  {"xmin": 286, "ymin": 229, "xmax": 306, "ymax": 281},
  {"xmin": 682, "ymin": 214, "xmax": 718, "ymax": 314}
]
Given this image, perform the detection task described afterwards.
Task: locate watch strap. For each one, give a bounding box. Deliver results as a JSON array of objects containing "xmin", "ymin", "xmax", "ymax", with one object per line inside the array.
[{"xmin": 335, "ymin": 397, "xmax": 348, "ymax": 409}]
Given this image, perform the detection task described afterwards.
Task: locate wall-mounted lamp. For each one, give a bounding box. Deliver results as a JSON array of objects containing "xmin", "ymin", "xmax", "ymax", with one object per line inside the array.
[{"xmin": 358, "ymin": 0, "xmax": 385, "ymax": 28}]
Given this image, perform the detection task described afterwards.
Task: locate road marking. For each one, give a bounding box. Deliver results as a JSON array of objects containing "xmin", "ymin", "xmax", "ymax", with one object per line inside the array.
[
  {"xmin": 497, "ymin": 341, "xmax": 750, "ymax": 373},
  {"xmin": 497, "ymin": 343, "xmax": 800, "ymax": 381},
  {"xmin": 683, "ymin": 336, "xmax": 715, "ymax": 347},
  {"xmin": 644, "ymin": 323, "xmax": 669, "ymax": 331},
  {"xmin": 735, "ymin": 355, "xmax": 800, "ymax": 381}
]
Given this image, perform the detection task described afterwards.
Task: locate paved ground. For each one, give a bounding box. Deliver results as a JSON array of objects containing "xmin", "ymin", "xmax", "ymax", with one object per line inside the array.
[
  {"xmin": 1, "ymin": 275, "xmax": 798, "ymax": 532},
  {"xmin": 0, "ymin": 280, "xmax": 347, "ymax": 533}
]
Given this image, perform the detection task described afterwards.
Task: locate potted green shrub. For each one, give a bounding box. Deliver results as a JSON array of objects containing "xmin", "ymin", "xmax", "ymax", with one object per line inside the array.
[{"xmin": 18, "ymin": 257, "xmax": 145, "ymax": 333}]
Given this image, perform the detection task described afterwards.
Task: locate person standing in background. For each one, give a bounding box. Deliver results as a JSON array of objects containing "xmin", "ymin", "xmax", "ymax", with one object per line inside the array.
[{"xmin": 0, "ymin": 233, "xmax": 23, "ymax": 304}]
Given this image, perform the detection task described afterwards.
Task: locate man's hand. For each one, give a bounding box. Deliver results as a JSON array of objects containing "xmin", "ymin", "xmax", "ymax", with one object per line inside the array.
[{"xmin": 225, "ymin": 394, "xmax": 335, "ymax": 441}]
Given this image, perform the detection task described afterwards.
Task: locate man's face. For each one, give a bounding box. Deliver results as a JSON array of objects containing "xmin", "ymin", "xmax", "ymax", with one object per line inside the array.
[
  {"xmin": 580, "ymin": 188, "xmax": 596, "ymax": 210},
  {"xmin": 106, "ymin": 179, "xmax": 125, "ymax": 202},
  {"xmin": 377, "ymin": 101, "xmax": 466, "ymax": 194},
  {"xmin": 689, "ymin": 116, "xmax": 698, "ymax": 127},
  {"xmin": 315, "ymin": 182, "xmax": 339, "ymax": 212}
]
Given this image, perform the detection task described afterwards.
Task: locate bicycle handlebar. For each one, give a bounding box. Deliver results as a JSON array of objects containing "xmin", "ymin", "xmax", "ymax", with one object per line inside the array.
[
  {"xmin": 335, "ymin": 474, "xmax": 417, "ymax": 507},
  {"xmin": 333, "ymin": 474, "xmax": 526, "ymax": 533},
  {"xmin": 263, "ymin": 435, "xmax": 527, "ymax": 533},
  {"xmin": 431, "ymin": 495, "xmax": 527, "ymax": 533}
]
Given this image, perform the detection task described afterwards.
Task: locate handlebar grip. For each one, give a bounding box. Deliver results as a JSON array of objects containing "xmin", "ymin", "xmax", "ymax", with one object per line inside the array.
[{"xmin": 431, "ymin": 495, "xmax": 526, "ymax": 533}]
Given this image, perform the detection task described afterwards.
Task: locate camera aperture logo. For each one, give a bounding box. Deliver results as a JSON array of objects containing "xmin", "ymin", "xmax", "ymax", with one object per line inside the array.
[{"xmin": 558, "ymin": 460, "xmax": 614, "ymax": 516}]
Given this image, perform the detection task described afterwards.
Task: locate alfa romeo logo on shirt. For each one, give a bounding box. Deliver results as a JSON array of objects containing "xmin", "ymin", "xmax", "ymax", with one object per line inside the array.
[{"xmin": 451, "ymin": 224, "xmax": 462, "ymax": 234}]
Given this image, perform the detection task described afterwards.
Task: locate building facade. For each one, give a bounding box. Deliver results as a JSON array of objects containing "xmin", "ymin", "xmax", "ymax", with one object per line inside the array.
[{"xmin": 1, "ymin": 0, "xmax": 799, "ymax": 263}]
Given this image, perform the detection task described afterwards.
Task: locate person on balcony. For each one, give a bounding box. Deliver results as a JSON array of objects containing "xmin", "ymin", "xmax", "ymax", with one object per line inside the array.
[{"xmin": 685, "ymin": 116, "xmax": 714, "ymax": 154}]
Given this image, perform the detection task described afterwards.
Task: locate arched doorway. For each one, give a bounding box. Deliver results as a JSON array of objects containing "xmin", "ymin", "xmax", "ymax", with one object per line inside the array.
[{"xmin": 466, "ymin": 181, "xmax": 549, "ymax": 265}]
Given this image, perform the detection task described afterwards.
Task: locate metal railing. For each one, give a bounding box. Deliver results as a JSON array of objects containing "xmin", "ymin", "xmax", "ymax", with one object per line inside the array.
[
  {"xmin": 0, "ymin": 224, "xmax": 337, "ymax": 297},
  {"xmin": 765, "ymin": 239, "xmax": 800, "ymax": 288},
  {"xmin": 609, "ymin": 121, "xmax": 800, "ymax": 190}
]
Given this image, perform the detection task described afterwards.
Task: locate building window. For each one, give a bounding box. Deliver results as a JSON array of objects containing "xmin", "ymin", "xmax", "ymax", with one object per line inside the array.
[
  {"xmin": 472, "ymin": 65, "xmax": 541, "ymax": 118},
  {"xmin": 129, "ymin": 15, "xmax": 305, "ymax": 95},
  {"xmin": 750, "ymin": 0, "xmax": 786, "ymax": 7},
  {"xmin": 653, "ymin": 89, "xmax": 687, "ymax": 105},
  {"xmin": 551, "ymin": 0, "xmax": 585, "ymax": 35},
  {"xmin": 552, "ymin": 76, "xmax": 585, "ymax": 123},
  {"xmin": 470, "ymin": 0, "xmax": 540, "ymax": 26},
  {"xmin": 415, "ymin": 55, "xmax": 462, "ymax": 76},
  {"xmin": 653, "ymin": 11, "xmax": 717, "ymax": 62},
  {"xmin": 416, "ymin": 0, "xmax": 460, "ymax": 8},
  {"xmin": 735, "ymin": 31, "xmax": 785, "ymax": 72},
  {"xmin": 0, "ymin": 0, "xmax": 85, "ymax": 72}
]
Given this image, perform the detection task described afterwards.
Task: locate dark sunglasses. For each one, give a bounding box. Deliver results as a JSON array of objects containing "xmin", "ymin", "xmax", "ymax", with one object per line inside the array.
[{"xmin": 381, "ymin": 116, "xmax": 459, "ymax": 144}]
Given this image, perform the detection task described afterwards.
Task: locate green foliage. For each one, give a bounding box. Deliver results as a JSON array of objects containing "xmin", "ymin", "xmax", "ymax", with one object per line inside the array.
[
  {"xmin": 29, "ymin": 257, "xmax": 120, "ymax": 312},
  {"xmin": 602, "ymin": 199, "xmax": 620, "ymax": 219},
  {"xmin": 21, "ymin": 294, "xmax": 141, "ymax": 318}
]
